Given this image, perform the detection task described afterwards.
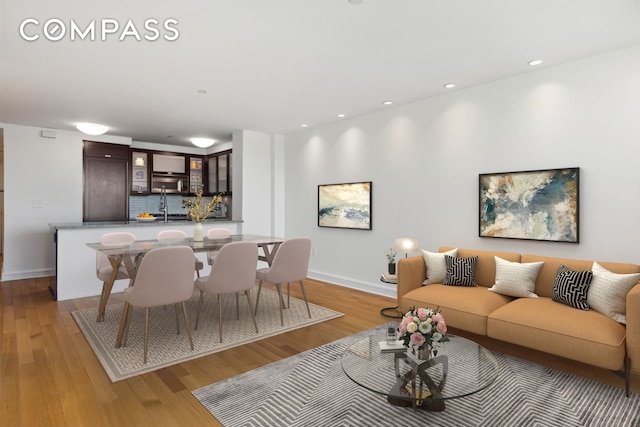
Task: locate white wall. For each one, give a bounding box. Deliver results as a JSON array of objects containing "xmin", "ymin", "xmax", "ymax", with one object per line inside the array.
[{"xmin": 283, "ymin": 46, "xmax": 640, "ymax": 297}]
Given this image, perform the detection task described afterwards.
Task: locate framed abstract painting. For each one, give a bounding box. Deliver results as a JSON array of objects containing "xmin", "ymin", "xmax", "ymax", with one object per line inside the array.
[
  {"xmin": 479, "ymin": 168, "xmax": 579, "ymax": 243},
  {"xmin": 318, "ymin": 181, "xmax": 372, "ymax": 230}
]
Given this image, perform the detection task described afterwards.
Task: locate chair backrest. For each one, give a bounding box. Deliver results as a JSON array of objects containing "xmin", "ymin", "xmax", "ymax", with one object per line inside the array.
[
  {"xmin": 263, "ymin": 237, "xmax": 311, "ymax": 283},
  {"xmin": 203, "ymin": 241, "xmax": 258, "ymax": 294},
  {"xmin": 126, "ymin": 246, "xmax": 196, "ymax": 307},
  {"xmin": 157, "ymin": 229, "xmax": 188, "ymax": 242},
  {"xmin": 207, "ymin": 228, "xmax": 232, "ymax": 239},
  {"xmin": 96, "ymin": 232, "xmax": 136, "ymax": 275}
]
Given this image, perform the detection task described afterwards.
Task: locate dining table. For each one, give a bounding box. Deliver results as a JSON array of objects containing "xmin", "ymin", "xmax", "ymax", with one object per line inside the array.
[{"xmin": 86, "ymin": 234, "xmax": 285, "ymax": 324}]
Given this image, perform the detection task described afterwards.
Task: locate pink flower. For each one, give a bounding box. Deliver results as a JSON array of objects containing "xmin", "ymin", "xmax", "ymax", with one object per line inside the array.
[
  {"xmin": 398, "ymin": 323, "xmax": 407, "ymax": 334},
  {"xmin": 416, "ymin": 308, "xmax": 428, "ymax": 320},
  {"xmin": 410, "ymin": 332, "xmax": 425, "ymax": 347},
  {"xmin": 432, "ymin": 313, "xmax": 443, "ymax": 323},
  {"xmin": 437, "ymin": 320, "xmax": 447, "ymax": 334}
]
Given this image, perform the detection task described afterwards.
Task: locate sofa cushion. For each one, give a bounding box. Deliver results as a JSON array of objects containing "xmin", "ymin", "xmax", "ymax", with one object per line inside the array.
[
  {"xmin": 587, "ymin": 261, "xmax": 640, "ymax": 324},
  {"xmin": 402, "ymin": 284, "xmax": 512, "ymax": 335},
  {"xmin": 551, "ymin": 265, "xmax": 593, "ymax": 310},
  {"xmin": 488, "ymin": 256, "xmax": 544, "ymax": 298},
  {"xmin": 443, "ymin": 255, "xmax": 478, "ymax": 287},
  {"xmin": 521, "ymin": 255, "xmax": 596, "ymax": 298},
  {"xmin": 488, "ymin": 297, "xmax": 626, "ymax": 370},
  {"xmin": 421, "ymin": 248, "xmax": 458, "ymax": 285},
  {"xmin": 441, "ymin": 247, "xmax": 520, "ymax": 288}
]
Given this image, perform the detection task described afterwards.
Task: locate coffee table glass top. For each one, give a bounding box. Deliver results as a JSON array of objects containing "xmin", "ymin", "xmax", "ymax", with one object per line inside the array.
[{"xmin": 341, "ymin": 326, "xmax": 499, "ymax": 403}]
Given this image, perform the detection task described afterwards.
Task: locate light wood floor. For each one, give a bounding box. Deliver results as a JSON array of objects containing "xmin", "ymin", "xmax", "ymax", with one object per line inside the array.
[{"xmin": 1, "ymin": 276, "xmax": 637, "ymax": 426}]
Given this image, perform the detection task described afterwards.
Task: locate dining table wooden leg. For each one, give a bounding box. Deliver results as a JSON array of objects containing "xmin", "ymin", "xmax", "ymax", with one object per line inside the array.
[{"xmin": 96, "ymin": 255, "xmax": 123, "ymax": 322}]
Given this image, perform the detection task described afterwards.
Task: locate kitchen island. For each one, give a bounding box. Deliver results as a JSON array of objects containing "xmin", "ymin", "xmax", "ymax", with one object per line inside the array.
[{"xmin": 49, "ymin": 219, "xmax": 243, "ymax": 301}]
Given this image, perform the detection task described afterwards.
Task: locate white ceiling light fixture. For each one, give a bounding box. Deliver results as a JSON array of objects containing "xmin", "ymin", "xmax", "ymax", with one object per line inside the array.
[
  {"xmin": 190, "ymin": 137, "xmax": 216, "ymax": 148},
  {"xmin": 76, "ymin": 122, "xmax": 109, "ymax": 136},
  {"xmin": 444, "ymin": 83, "xmax": 456, "ymax": 89},
  {"xmin": 382, "ymin": 100, "xmax": 393, "ymax": 105},
  {"xmin": 337, "ymin": 114, "xmax": 346, "ymax": 118},
  {"xmin": 301, "ymin": 124, "xmax": 309, "ymax": 128},
  {"xmin": 528, "ymin": 59, "xmax": 543, "ymax": 66}
]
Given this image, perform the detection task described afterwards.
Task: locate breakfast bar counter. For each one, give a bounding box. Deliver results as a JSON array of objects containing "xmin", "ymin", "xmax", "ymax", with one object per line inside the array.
[{"xmin": 49, "ymin": 219, "xmax": 243, "ymax": 301}]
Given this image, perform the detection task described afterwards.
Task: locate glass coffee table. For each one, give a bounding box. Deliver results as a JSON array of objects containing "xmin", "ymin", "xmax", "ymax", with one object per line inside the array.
[{"xmin": 341, "ymin": 326, "xmax": 498, "ymax": 411}]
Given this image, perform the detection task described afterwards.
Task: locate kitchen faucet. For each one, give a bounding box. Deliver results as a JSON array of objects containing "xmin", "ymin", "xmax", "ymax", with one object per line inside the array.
[{"xmin": 159, "ymin": 186, "xmax": 168, "ymax": 223}]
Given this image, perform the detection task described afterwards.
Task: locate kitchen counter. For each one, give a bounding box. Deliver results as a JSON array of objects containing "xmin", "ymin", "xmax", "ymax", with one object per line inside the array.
[
  {"xmin": 49, "ymin": 219, "xmax": 243, "ymax": 301},
  {"xmin": 50, "ymin": 218, "xmax": 242, "ymax": 231}
]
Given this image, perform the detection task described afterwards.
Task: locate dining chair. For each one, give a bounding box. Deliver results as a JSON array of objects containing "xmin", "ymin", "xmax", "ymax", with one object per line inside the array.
[
  {"xmin": 194, "ymin": 241, "xmax": 259, "ymax": 342},
  {"xmin": 95, "ymin": 231, "xmax": 136, "ymax": 322},
  {"xmin": 156, "ymin": 229, "xmax": 204, "ymax": 277},
  {"xmin": 206, "ymin": 228, "xmax": 233, "ymax": 266},
  {"xmin": 254, "ymin": 237, "xmax": 312, "ymax": 326},
  {"xmin": 116, "ymin": 245, "xmax": 196, "ymax": 363}
]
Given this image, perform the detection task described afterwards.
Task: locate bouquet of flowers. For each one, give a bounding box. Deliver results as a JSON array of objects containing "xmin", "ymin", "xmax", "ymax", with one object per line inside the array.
[
  {"xmin": 398, "ymin": 307, "xmax": 449, "ymax": 355},
  {"xmin": 180, "ymin": 187, "xmax": 222, "ymax": 222},
  {"xmin": 385, "ymin": 248, "xmax": 397, "ymax": 264}
]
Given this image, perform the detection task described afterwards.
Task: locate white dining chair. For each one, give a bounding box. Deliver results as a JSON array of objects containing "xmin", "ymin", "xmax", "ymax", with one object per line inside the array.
[
  {"xmin": 206, "ymin": 228, "xmax": 233, "ymax": 266},
  {"xmin": 116, "ymin": 245, "xmax": 196, "ymax": 363},
  {"xmin": 254, "ymin": 237, "xmax": 312, "ymax": 326},
  {"xmin": 95, "ymin": 232, "xmax": 136, "ymax": 322},
  {"xmin": 194, "ymin": 241, "xmax": 259, "ymax": 342},
  {"xmin": 157, "ymin": 229, "xmax": 204, "ymax": 277}
]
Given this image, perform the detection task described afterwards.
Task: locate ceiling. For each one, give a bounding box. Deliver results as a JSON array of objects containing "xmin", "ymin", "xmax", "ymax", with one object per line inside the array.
[{"xmin": 1, "ymin": 1, "xmax": 638, "ymax": 148}]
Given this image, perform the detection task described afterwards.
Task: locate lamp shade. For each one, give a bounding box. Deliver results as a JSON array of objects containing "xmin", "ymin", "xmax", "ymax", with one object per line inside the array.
[
  {"xmin": 190, "ymin": 138, "xmax": 216, "ymax": 148},
  {"xmin": 393, "ymin": 238, "xmax": 420, "ymax": 253}
]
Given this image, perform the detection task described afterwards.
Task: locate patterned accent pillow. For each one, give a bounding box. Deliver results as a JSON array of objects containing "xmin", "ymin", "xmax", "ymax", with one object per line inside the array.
[
  {"xmin": 421, "ymin": 248, "xmax": 458, "ymax": 285},
  {"xmin": 488, "ymin": 256, "xmax": 544, "ymax": 298},
  {"xmin": 587, "ymin": 262, "xmax": 640, "ymax": 324},
  {"xmin": 552, "ymin": 265, "xmax": 593, "ymax": 310},
  {"xmin": 443, "ymin": 255, "xmax": 478, "ymax": 287}
]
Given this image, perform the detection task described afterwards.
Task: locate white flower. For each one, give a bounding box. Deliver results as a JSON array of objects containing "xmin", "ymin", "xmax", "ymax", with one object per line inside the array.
[
  {"xmin": 432, "ymin": 332, "xmax": 443, "ymax": 342},
  {"xmin": 406, "ymin": 322, "xmax": 418, "ymax": 333},
  {"xmin": 418, "ymin": 321, "xmax": 432, "ymax": 334}
]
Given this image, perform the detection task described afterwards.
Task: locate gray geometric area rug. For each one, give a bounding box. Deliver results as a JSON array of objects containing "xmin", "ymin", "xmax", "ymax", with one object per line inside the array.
[
  {"xmin": 193, "ymin": 325, "xmax": 640, "ymax": 427},
  {"xmin": 72, "ymin": 287, "xmax": 343, "ymax": 382}
]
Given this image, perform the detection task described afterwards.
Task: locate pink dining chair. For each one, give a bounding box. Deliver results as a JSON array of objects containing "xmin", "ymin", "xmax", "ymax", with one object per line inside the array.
[
  {"xmin": 116, "ymin": 245, "xmax": 196, "ymax": 363},
  {"xmin": 194, "ymin": 241, "xmax": 258, "ymax": 342},
  {"xmin": 206, "ymin": 228, "xmax": 233, "ymax": 266},
  {"xmin": 95, "ymin": 232, "xmax": 136, "ymax": 322},
  {"xmin": 157, "ymin": 229, "xmax": 204, "ymax": 277},
  {"xmin": 255, "ymin": 237, "xmax": 312, "ymax": 326}
]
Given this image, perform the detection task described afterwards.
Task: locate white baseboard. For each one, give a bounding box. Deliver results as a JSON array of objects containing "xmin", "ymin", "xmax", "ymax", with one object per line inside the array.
[
  {"xmin": 1, "ymin": 268, "xmax": 53, "ymax": 282},
  {"xmin": 307, "ymin": 269, "xmax": 397, "ymax": 299}
]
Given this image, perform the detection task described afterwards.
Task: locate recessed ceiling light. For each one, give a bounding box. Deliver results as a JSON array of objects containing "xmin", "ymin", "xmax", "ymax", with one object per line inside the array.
[
  {"xmin": 382, "ymin": 100, "xmax": 393, "ymax": 105},
  {"xmin": 190, "ymin": 137, "xmax": 216, "ymax": 148},
  {"xmin": 444, "ymin": 83, "xmax": 456, "ymax": 89},
  {"xmin": 301, "ymin": 124, "xmax": 309, "ymax": 128},
  {"xmin": 528, "ymin": 59, "xmax": 543, "ymax": 66},
  {"xmin": 76, "ymin": 123, "xmax": 109, "ymax": 135},
  {"xmin": 337, "ymin": 114, "xmax": 346, "ymax": 118}
]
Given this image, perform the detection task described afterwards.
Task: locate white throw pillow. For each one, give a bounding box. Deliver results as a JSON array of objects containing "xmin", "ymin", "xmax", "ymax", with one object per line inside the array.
[
  {"xmin": 488, "ymin": 256, "xmax": 544, "ymax": 298},
  {"xmin": 421, "ymin": 248, "xmax": 458, "ymax": 285},
  {"xmin": 587, "ymin": 262, "xmax": 640, "ymax": 324}
]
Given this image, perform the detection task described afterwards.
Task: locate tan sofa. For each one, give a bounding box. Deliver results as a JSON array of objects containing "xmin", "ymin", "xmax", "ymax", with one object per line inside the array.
[{"xmin": 397, "ymin": 246, "xmax": 640, "ymax": 396}]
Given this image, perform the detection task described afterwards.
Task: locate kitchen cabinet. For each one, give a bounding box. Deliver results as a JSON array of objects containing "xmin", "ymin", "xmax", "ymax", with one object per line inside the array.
[
  {"xmin": 152, "ymin": 153, "xmax": 186, "ymax": 173},
  {"xmin": 207, "ymin": 150, "xmax": 232, "ymax": 194},
  {"xmin": 131, "ymin": 151, "xmax": 149, "ymax": 193},
  {"xmin": 83, "ymin": 141, "xmax": 129, "ymax": 222},
  {"xmin": 189, "ymin": 157, "xmax": 203, "ymax": 193}
]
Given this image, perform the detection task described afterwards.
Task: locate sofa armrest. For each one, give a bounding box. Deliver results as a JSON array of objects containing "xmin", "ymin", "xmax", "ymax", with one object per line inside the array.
[
  {"xmin": 397, "ymin": 255, "xmax": 426, "ymax": 302},
  {"xmin": 627, "ymin": 283, "xmax": 640, "ymax": 372}
]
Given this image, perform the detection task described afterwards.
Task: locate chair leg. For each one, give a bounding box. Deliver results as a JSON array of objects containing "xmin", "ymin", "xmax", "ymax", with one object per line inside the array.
[
  {"xmin": 115, "ymin": 301, "xmax": 129, "ymax": 348},
  {"xmin": 254, "ymin": 280, "xmax": 263, "ymax": 316},
  {"xmin": 181, "ymin": 301, "xmax": 194, "ymax": 351},
  {"xmin": 143, "ymin": 307, "xmax": 149, "ymax": 364},
  {"xmin": 218, "ymin": 295, "xmax": 223, "ymax": 342},
  {"xmin": 175, "ymin": 304, "xmax": 181, "ymax": 334},
  {"xmin": 236, "ymin": 292, "xmax": 240, "ymax": 320},
  {"xmin": 275, "ymin": 283, "xmax": 284, "ymax": 326},
  {"xmin": 299, "ymin": 280, "xmax": 311, "ymax": 318},
  {"xmin": 287, "ymin": 283, "xmax": 291, "ymax": 308},
  {"xmin": 244, "ymin": 290, "xmax": 259, "ymax": 333},
  {"xmin": 195, "ymin": 290, "xmax": 204, "ymax": 330}
]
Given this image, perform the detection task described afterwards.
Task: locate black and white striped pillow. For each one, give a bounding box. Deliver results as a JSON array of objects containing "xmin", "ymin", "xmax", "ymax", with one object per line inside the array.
[
  {"xmin": 552, "ymin": 265, "xmax": 593, "ymax": 310},
  {"xmin": 443, "ymin": 255, "xmax": 478, "ymax": 287}
]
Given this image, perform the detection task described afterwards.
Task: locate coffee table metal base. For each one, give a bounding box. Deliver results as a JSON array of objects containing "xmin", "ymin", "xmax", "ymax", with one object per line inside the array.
[{"xmin": 386, "ymin": 351, "xmax": 448, "ymax": 411}]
